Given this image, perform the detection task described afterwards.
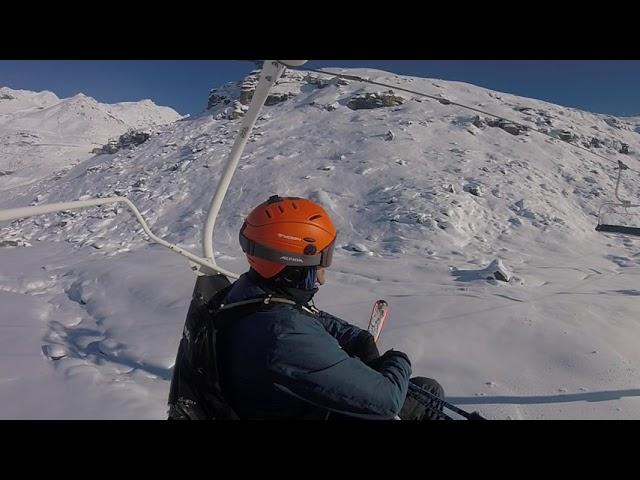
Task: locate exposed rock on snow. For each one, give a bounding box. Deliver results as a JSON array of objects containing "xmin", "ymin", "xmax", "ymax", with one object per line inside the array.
[
  {"xmin": 347, "ymin": 91, "xmax": 405, "ymax": 110},
  {"xmin": 93, "ymin": 129, "xmax": 151, "ymax": 155},
  {"xmin": 488, "ymin": 258, "xmax": 512, "ymax": 282}
]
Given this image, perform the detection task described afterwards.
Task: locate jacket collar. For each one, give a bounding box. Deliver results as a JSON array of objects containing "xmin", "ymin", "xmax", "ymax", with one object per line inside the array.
[{"xmin": 225, "ymin": 270, "xmax": 318, "ymax": 306}]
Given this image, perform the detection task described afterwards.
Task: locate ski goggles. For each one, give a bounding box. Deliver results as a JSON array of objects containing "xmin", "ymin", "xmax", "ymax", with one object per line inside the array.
[{"xmin": 240, "ymin": 229, "xmax": 336, "ymax": 268}]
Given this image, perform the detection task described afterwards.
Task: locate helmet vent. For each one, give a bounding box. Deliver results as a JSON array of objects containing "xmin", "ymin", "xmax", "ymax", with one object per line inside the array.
[
  {"xmin": 309, "ymin": 214, "xmax": 322, "ymax": 221},
  {"xmin": 265, "ymin": 209, "xmax": 272, "ymax": 219},
  {"xmin": 291, "ymin": 201, "xmax": 298, "ymax": 210},
  {"xmin": 278, "ymin": 205, "xmax": 285, "ymax": 214}
]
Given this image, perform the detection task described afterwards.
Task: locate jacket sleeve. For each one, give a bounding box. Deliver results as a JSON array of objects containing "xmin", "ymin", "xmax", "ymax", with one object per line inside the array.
[
  {"xmin": 269, "ymin": 324, "xmax": 412, "ymax": 419},
  {"xmin": 315, "ymin": 310, "xmax": 372, "ymax": 354}
]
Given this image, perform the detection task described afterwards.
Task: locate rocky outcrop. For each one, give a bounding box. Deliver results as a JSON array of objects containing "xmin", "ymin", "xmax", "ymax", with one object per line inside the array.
[
  {"xmin": 553, "ymin": 129, "xmax": 577, "ymax": 142},
  {"xmin": 590, "ymin": 137, "xmax": 603, "ymax": 148},
  {"xmin": 488, "ymin": 259, "xmax": 512, "ymax": 282},
  {"xmin": 207, "ymin": 92, "xmax": 233, "ymax": 110},
  {"xmin": 93, "ymin": 129, "xmax": 151, "ymax": 155},
  {"xmin": 207, "ymin": 68, "xmax": 301, "ymax": 114},
  {"xmin": 264, "ymin": 92, "xmax": 296, "ymax": 106},
  {"xmin": 464, "ymin": 183, "xmax": 483, "ymax": 197},
  {"xmin": 347, "ymin": 91, "xmax": 405, "ymax": 110},
  {"xmin": 487, "ymin": 118, "xmax": 529, "ymax": 136}
]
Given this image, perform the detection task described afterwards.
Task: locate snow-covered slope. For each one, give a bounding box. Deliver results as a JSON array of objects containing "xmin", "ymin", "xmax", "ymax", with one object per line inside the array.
[
  {"xmin": 0, "ymin": 87, "xmax": 182, "ymax": 191},
  {"xmin": 2, "ymin": 67, "xmax": 640, "ymax": 419},
  {"xmin": 105, "ymin": 99, "xmax": 184, "ymax": 130}
]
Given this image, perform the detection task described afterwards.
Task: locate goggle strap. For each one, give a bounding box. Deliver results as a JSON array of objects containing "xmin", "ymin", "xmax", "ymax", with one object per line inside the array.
[{"xmin": 239, "ymin": 231, "xmax": 331, "ymax": 267}]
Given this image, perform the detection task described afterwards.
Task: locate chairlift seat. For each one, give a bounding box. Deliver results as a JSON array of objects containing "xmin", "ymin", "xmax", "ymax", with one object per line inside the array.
[{"xmin": 595, "ymin": 223, "xmax": 640, "ymax": 236}]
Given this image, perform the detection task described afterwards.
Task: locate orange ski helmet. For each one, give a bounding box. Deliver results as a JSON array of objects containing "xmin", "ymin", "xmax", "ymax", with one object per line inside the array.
[{"xmin": 240, "ymin": 195, "xmax": 337, "ymax": 279}]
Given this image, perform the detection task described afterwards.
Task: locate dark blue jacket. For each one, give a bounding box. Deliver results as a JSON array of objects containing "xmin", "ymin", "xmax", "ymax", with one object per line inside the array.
[{"xmin": 218, "ymin": 273, "xmax": 412, "ymax": 419}]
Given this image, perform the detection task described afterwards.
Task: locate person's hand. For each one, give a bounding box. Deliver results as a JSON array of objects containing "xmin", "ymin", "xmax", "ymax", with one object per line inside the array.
[
  {"xmin": 348, "ymin": 331, "xmax": 380, "ymax": 363},
  {"xmin": 364, "ymin": 349, "xmax": 411, "ymax": 371}
]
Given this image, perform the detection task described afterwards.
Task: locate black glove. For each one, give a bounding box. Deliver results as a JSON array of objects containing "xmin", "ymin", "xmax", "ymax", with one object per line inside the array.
[
  {"xmin": 345, "ymin": 331, "xmax": 380, "ymax": 363},
  {"xmin": 365, "ymin": 349, "xmax": 411, "ymax": 372}
]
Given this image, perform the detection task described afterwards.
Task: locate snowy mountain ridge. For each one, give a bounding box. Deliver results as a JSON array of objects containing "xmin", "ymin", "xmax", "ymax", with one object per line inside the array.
[{"xmin": 0, "ymin": 86, "xmax": 182, "ymax": 191}]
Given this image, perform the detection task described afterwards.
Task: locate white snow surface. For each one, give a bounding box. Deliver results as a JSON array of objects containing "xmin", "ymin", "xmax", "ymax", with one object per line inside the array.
[
  {"xmin": 0, "ymin": 87, "xmax": 182, "ymax": 191},
  {"xmin": 2, "ymin": 67, "xmax": 640, "ymax": 419}
]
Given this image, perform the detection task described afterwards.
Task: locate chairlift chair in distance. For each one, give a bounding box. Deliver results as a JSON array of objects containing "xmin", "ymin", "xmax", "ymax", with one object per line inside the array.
[{"xmin": 596, "ymin": 160, "xmax": 640, "ymax": 236}]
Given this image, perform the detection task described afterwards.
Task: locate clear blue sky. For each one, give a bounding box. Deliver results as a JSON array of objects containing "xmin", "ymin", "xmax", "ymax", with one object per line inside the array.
[{"xmin": 1, "ymin": 60, "xmax": 639, "ymax": 117}]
